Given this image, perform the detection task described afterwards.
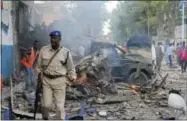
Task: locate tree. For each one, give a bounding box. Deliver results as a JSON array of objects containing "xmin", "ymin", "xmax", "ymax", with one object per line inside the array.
[{"xmin": 110, "ymin": 1, "xmax": 181, "ymax": 43}]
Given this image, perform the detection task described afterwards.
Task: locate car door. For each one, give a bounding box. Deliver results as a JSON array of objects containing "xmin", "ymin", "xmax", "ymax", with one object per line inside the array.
[
  {"xmin": 106, "ymin": 47, "xmax": 131, "ymax": 80},
  {"xmin": 118, "ymin": 55, "xmax": 133, "ymax": 79}
]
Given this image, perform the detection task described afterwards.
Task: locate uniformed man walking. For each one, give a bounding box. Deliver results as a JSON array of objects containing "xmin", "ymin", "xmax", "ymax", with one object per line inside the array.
[{"xmin": 36, "ymin": 31, "xmax": 77, "ymax": 120}]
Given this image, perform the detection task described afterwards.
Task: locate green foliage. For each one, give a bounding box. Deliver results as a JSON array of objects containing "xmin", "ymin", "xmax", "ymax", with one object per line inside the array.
[{"xmin": 110, "ymin": 1, "xmax": 181, "ymax": 43}]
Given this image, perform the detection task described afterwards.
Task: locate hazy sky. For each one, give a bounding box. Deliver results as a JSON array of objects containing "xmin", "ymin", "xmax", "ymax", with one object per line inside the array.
[
  {"xmin": 34, "ymin": 1, "xmax": 118, "ymax": 35},
  {"xmin": 105, "ymin": 1, "xmax": 118, "ymax": 13},
  {"xmin": 103, "ymin": 1, "xmax": 118, "ymax": 35}
]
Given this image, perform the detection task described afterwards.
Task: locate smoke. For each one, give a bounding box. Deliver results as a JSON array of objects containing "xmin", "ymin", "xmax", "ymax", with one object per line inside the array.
[{"xmin": 29, "ymin": 1, "xmax": 107, "ymax": 54}]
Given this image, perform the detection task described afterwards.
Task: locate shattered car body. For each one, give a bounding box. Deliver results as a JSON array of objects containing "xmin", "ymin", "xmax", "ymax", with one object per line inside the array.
[
  {"xmin": 85, "ymin": 35, "xmax": 155, "ymax": 86},
  {"xmin": 67, "ymin": 35, "xmax": 156, "ymax": 99},
  {"xmin": 67, "ymin": 52, "xmax": 118, "ymax": 99}
]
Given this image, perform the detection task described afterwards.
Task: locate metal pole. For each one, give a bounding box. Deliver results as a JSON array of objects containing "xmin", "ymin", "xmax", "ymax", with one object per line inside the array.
[
  {"xmin": 147, "ymin": 3, "xmax": 150, "ymax": 37},
  {"xmin": 182, "ymin": 2, "xmax": 185, "ymax": 42}
]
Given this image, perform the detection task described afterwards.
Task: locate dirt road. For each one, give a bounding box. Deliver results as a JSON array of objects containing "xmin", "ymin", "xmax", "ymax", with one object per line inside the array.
[
  {"xmin": 64, "ymin": 63, "xmax": 187, "ymax": 120},
  {"xmin": 1, "ymin": 62, "xmax": 186, "ymax": 120}
]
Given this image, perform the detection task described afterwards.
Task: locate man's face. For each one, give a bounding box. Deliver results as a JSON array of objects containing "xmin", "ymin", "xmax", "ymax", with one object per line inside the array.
[{"xmin": 50, "ymin": 36, "xmax": 61, "ymax": 48}]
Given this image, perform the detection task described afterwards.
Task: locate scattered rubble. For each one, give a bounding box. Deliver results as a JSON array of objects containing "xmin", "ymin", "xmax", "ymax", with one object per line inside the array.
[
  {"xmin": 66, "ymin": 51, "xmax": 118, "ymax": 99},
  {"xmin": 98, "ymin": 110, "xmax": 107, "ymax": 117},
  {"xmin": 1, "ymin": 57, "xmax": 187, "ymax": 119}
]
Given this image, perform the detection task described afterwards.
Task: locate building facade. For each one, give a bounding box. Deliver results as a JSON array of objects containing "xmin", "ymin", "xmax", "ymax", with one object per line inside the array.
[
  {"xmin": 0, "ymin": 0, "xmax": 43, "ymax": 80},
  {"xmin": 174, "ymin": 24, "xmax": 187, "ymax": 43},
  {"xmin": 1, "ymin": 0, "xmax": 14, "ymax": 79}
]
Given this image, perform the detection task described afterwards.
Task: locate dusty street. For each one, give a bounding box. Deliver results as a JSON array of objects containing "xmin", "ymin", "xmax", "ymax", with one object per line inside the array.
[
  {"xmin": 63, "ymin": 63, "xmax": 187, "ymax": 120},
  {"xmin": 1, "ymin": 0, "xmax": 187, "ymax": 120},
  {"xmin": 2, "ymin": 61, "xmax": 186, "ymax": 120}
]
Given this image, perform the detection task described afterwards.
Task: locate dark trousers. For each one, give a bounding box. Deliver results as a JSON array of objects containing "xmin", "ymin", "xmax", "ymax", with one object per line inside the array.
[
  {"xmin": 181, "ymin": 60, "xmax": 187, "ymax": 73},
  {"xmin": 25, "ymin": 67, "xmax": 36, "ymax": 90},
  {"xmin": 168, "ymin": 55, "xmax": 172, "ymax": 67},
  {"xmin": 177, "ymin": 56, "xmax": 181, "ymax": 65}
]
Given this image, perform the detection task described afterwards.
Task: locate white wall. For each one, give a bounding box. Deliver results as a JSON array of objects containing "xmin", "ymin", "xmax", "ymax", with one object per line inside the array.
[
  {"xmin": 1, "ymin": 1, "xmax": 13, "ymax": 45},
  {"xmin": 29, "ymin": 6, "xmax": 42, "ymax": 31},
  {"xmin": 175, "ymin": 24, "xmax": 187, "ymax": 42},
  {"xmin": 1, "ymin": 0, "xmax": 14, "ymax": 79}
]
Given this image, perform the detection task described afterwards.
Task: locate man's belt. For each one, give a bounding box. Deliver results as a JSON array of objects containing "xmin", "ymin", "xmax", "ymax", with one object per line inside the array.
[{"xmin": 43, "ymin": 73, "xmax": 64, "ymax": 79}]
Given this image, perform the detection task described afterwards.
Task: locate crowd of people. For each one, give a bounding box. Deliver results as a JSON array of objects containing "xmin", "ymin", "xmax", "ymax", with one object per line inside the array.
[{"xmin": 152, "ymin": 41, "xmax": 187, "ymax": 73}]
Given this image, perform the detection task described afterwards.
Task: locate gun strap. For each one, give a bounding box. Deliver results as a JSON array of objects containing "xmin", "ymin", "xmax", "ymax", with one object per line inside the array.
[{"xmin": 43, "ymin": 47, "xmax": 62, "ymax": 71}]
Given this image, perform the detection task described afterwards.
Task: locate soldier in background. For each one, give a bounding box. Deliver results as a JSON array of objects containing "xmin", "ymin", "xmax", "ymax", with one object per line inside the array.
[
  {"xmin": 176, "ymin": 43, "xmax": 181, "ymax": 65},
  {"xmin": 155, "ymin": 42, "xmax": 164, "ymax": 71},
  {"xmin": 166, "ymin": 43, "xmax": 174, "ymax": 68}
]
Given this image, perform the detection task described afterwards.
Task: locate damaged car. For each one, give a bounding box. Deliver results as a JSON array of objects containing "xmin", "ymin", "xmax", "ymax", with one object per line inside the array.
[{"xmin": 85, "ymin": 35, "xmax": 156, "ymax": 86}]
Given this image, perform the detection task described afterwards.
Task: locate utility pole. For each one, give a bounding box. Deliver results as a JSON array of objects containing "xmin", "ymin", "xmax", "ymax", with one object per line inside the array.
[
  {"xmin": 182, "ymin": 2, "xmax": 184, "ymax": 42},
  {"xmin": 147, "ymin": 2, "xmax": 150, "ymax": 37},
  {"xmin": 11, "ymin": 1, "xmax": 20, "ymax": 73},
  {"xmin": 180, "ymin": 1, "xmax": 187, "ymax": 42}
]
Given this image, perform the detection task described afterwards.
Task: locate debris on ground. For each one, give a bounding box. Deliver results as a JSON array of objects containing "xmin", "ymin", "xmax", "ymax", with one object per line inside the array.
[
  {"xmin": 66, "ymin": 51, "xmax": 118, "ymax": 99},
  {"xmin": 1, "ymin": 59, "xmax": 187, "ymax": 120},
  {"xmin": 98, "ymin": 110, "xmax": 107, "ymax": 117}
]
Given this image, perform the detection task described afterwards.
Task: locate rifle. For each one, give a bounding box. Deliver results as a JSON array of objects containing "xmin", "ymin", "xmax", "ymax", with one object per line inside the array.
[
  {"xmin": 33, "ymin": 75, "xmax": 42, "ymax": 119},
  {"xmin": 33, "ymin": 47, "xmax": 62, "ymax": 120}
]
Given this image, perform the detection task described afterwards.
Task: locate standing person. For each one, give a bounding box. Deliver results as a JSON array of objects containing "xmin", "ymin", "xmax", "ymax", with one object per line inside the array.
[
  {"xmin": 32, "ymin": 40, "xmax": 40, "ymax": 69},
  {"xmin": 36, "ymin": 31, "xmax": 77, "ymax": 120},
  {"xmin": 179, "ymin": 42, "xmax": 187, "ymax": 73},
  {"xmin": 160, "ymin": 42, "xmax": 164, "ymax": 55},
  {"xmin": 176, "ymin": 43, "xmax": 181, "ymax": 65},
  {"xmin": 155, "ymin": 42, "xmax": 164, "ymax": 71},
  {"xmin": 166, "ymin": 43, "xmax": 174, "ymax": 67},
  {"xmin": 21, "ymin": 49, "xmax": 36, "ymax": 91},
  {"xmin": 33, "ymin": 40, "xmax": 40, "ymax": 60},
  {"xmin": 164, "ymin": 43, "xmax": 170, "ymax": 65},
  {"xmin": 152, "ymin": 41, "xmax": 156, "ymax": 67},
  {"xmin": 159, "ymin": 42, "xmax": 164, "ymax": 63}
]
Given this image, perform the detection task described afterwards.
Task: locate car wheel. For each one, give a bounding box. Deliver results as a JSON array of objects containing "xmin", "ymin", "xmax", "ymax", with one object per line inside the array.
[{"xmin": 128, "ymin": 72, "xmax": 148, "ymax": 86}]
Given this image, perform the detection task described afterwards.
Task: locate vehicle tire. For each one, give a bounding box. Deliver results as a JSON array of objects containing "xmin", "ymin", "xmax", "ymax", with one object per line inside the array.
[{"xmin": 128, "ymin": 72, "xmax": 148, "ymax": 86}]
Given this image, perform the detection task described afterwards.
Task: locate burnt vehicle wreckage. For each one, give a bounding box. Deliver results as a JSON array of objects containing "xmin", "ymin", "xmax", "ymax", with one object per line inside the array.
[
  {"xmin": 2, "ymin": 35, "xmax": 175, "ymax": 120},
  {"xmin": 87, "ymin": 35, "xmax": 155, "ymax": 85},
  {"xmin": 66, "ymin": 35, "xmax": 156, "ymax": 99}
]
